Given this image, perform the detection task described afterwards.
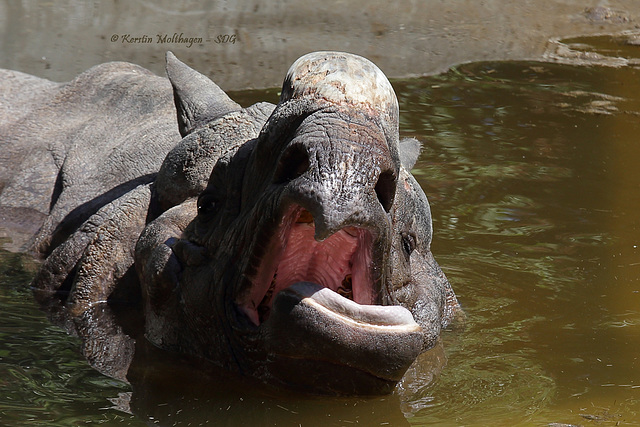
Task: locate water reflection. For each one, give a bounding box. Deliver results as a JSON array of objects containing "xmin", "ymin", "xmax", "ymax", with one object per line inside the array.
[
  {"xmin": 26, "ymin": 288, "xmax": 447, "ymax": 425},
  {"xmin": 0, "ymin": 250, "xmax": 136, "ymax": 425},
  {"xmin": 391, "ymin": 36, "xmax": 640, "ymax": 424},
  {"xmin": 2, "ymin": 35, "xmax": 640, "ymax": 425}
]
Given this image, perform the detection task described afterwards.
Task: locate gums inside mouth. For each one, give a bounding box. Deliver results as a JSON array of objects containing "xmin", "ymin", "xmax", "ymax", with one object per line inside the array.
[{"xmin": 237, "ymin": 205, "xmax": 374, "ymax": 326}]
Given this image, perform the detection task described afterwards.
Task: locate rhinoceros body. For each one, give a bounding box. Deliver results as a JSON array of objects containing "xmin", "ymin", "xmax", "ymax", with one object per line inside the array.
[{"xmin": 0, "ymin": 51, "xmax": 461, "ymax": 394}]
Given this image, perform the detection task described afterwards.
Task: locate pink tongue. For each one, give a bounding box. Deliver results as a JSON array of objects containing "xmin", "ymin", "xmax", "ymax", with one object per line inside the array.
[
  {"xmin": 274, "ymin": 222, "xmax": 354, "ymax": 295},
  {"xmin": 240, "ymin": 206, "xmax": 375, "ymax": 326}
]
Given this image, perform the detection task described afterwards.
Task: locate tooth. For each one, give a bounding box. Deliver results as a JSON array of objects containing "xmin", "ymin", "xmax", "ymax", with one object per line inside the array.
[
  {"xmin": 257, "ymin": 275, "xmax": 278, "ymax": 323},
  {"xmin": 337, "ymin": 274, "xmax": 353, "ymax": 300},
  {"xmin": 260, "ymin": 275, "xmax": 277, "ymax": 306},
  {"xmin": 337, "ymin": 286, "xmax": 353, "ymax": 300},
  {"xmin": 341, "ymin": 274, "xmax": 352, "ymax": 288}
]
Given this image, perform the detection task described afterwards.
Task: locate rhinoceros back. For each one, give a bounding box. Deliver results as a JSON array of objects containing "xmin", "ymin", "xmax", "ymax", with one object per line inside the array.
[{"xmin": 0, "ymin": 62, "xmax": 181, "ymax": 253}]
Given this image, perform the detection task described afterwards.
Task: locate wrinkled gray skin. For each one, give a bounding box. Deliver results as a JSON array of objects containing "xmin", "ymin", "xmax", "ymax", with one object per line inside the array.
[{"xmin": 0, "ymin": 51, "xmax": 461, "ymax": 395}]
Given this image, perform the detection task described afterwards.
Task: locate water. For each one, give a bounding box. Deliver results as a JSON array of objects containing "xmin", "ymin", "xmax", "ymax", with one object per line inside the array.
[
  {"xmin": 403, "ymin": 54, "xmax": 640, "ymax": 425},
  {"xmin": 1, "ymin": 35, "xmax": 640, "ymax": 425}
]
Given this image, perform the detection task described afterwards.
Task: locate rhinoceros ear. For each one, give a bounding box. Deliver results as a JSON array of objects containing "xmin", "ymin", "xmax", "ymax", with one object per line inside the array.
[
  {"xmin": 165, "ymin": 51, "xmax": 241, "ymax": 137},
  {"xmin": 399, "ymin": 137, "xmax": 421, "ymax": 171}
]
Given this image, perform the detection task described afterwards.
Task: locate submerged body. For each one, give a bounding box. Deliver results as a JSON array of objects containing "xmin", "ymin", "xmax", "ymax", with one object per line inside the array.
[{"xmin": 0, "ymin": 51, "xmax": 461, "ymax": 394}]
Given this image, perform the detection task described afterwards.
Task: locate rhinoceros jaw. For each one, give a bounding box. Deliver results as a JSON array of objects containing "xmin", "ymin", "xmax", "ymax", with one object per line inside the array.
[{"xmin": 238, "ymin": 205, "xmax": 374, "ymax": 326}]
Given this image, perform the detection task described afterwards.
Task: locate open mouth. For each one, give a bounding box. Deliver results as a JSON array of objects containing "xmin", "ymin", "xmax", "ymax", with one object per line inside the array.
[{"xmin": 237, "ymin": 204, "xmax": 375, "ymax": 326}]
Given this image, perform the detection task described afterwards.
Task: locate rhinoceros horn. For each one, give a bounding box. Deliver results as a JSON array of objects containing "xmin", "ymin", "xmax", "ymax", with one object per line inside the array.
[{"xmin": 165, "ymin": 51, "xmax": 241, "ymax": 136}]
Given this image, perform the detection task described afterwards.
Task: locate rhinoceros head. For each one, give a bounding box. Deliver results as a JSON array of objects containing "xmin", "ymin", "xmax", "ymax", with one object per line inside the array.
[{"xmin": 136, "ymin": 52, "xmax": 461, "ymax": 394}]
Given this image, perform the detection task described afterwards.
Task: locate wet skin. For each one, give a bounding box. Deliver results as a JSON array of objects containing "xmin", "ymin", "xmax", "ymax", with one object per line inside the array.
[{"xmin": 0, "ymin": 51, "xmax": 461, "ymax": 395}]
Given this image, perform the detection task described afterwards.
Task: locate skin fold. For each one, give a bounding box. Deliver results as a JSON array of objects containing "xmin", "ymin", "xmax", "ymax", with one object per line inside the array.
[{"xmin": 0, "ymin": 51, "xmax": 462, "ymax": 395}]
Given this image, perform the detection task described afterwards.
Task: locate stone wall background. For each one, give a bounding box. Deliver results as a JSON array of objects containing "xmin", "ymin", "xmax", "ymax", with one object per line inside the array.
[{"xmin": 0, "ymin": 1, "xmax": 638, "ymax": 89}]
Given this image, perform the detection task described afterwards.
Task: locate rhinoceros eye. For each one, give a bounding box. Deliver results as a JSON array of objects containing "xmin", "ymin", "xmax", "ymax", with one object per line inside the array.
[
  {"xmin": 197, "ymin": 193, "xmax": 218, "ymax": 221},
  {"xmin": 401, "ymin": 231, "xmax": 416, "ymax": 258}
]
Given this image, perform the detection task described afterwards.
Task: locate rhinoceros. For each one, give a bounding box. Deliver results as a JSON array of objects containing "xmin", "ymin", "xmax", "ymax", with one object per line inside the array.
[{"xmin": 0, "ymin": 51, "xmax": 461, "ymax": 394}]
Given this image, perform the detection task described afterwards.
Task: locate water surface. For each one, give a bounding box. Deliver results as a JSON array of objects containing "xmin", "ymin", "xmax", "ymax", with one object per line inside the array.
[{"xmin": 1, "ymin": 35, "xmax": 640, "ymax": 425}]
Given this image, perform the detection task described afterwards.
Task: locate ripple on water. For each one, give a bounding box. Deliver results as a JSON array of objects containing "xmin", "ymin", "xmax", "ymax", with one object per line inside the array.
[{"xmin": 2, "ymin": 40, "xmax": 640, "ymax": 425}]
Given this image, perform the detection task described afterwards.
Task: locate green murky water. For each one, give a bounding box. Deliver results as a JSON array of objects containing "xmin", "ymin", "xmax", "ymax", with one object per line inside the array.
[{"xmin": 2, "ymin": 36, "xmax": 640, "ymax": 425}]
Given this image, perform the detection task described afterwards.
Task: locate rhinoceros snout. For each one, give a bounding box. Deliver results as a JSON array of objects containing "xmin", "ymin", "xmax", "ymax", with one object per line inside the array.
[
  {"xmin": 272, "ymin": 142, "xmax": 310, "ymax": 185},
  {"xmin": 277, "ymin": 144, "xmax": 396, "ymax": 242},
  {"xmin": 274, "ymin": 138, "xmax": 396, "ymax": 217}
]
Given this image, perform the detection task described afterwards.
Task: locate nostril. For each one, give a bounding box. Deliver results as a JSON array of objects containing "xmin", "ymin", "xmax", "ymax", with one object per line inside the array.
[
  {"xmin": 375, "ymin": 169, "xmax": 396, "ymax": 212},
  {"xmin": 273, "ymin": 144, "xmax": 310, "ymax": 184}
]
